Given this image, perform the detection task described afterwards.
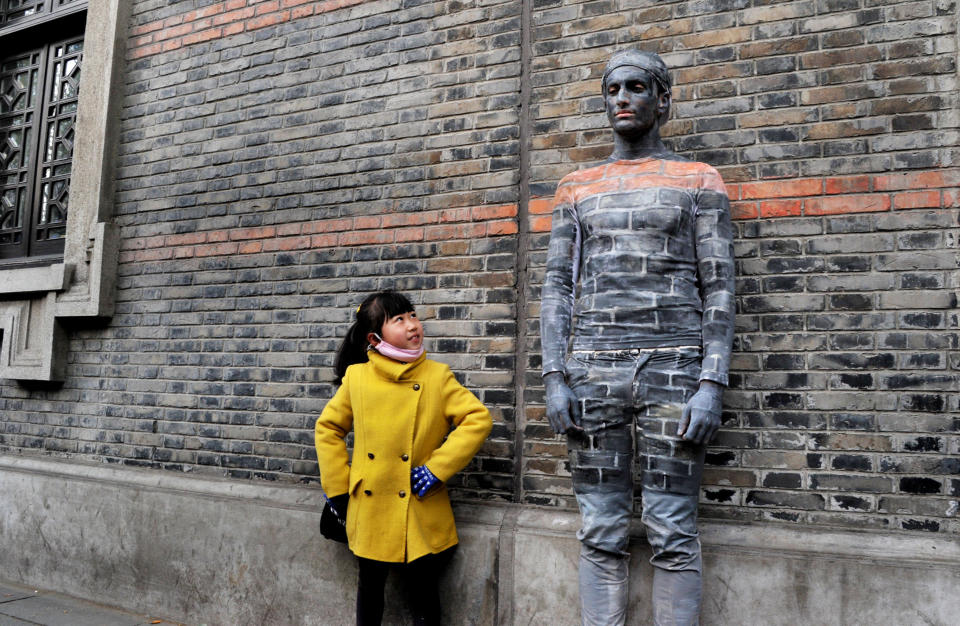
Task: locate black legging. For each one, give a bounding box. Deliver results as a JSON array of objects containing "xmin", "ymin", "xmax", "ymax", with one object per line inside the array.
[{"xmin": 356, "ymin": 547, "xmax": 455, "ymax": 626}]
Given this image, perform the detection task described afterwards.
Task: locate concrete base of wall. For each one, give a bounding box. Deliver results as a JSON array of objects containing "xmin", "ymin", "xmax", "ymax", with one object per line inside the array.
[{"xmin": 2, "ymin": 455, "xmax": 958, "ymax": 625}]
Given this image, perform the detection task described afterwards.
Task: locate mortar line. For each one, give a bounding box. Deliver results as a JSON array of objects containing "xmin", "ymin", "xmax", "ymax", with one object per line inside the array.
[
  {"xmin": 495, "ymin": 505, "xmax": 521, "ymax": 626},
  {"xmin": 512, "ymin": 0, "xmax": 534, "ymax": 506}
]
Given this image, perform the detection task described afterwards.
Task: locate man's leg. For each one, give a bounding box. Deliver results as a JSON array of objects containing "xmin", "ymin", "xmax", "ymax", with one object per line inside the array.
[
  {"xmin": 578, "ymin": 542, "xmax": 629, "ymax": 626},
  {"xmin": 643, "ymin": 490, "xmax": 703, "ymax": 626},
  {"xmin": 635, "ymin": 349, "xmax": 706, "ymax": 626},
  {"xmin": 566, "ymin": 355, "xmax": 637, "ymax": 626},
  {"xmin": 569, "ymin": 423, "xmax": 634, "ymax": 626}
]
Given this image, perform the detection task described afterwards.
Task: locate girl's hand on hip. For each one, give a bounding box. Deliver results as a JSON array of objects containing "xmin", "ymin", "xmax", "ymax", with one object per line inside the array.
[{"xmin": 411, "ymin": 465, "xmax": 441, "ymax": 497}]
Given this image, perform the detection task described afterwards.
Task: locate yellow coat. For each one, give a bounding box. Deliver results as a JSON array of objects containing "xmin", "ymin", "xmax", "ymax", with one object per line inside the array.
[{"xmin": 315, "ymin": 351, "xmax": 492, "ymax": 563}]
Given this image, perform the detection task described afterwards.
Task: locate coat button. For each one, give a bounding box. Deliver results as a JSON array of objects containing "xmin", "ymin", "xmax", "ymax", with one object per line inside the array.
[
  {"xmin": 399, "ymin": 490, "xmax": 406, "ymax": 498},
  {"xmin": 413, "ymin": 384, "xmax": 420, "ymax": 391},
  {"xmin": 368, "ymin": 452, "xmax": 375, "ymax": 459},
  {"xmin": 364, "ymin": 490, "xmax": 372, "ymax": 496},
  {"xmin": 401, "ymin": 454, "xmax": 409, "ymax": 462}
]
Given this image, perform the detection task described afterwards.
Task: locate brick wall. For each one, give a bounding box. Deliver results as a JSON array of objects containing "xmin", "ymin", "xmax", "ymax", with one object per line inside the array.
[
  {"xmin": 2, "ymin": 0, "xmax": 525, "ymax": 502},
  {"xmin": 1, "ymin": 0, "xmax": 958, "ymax": 535}
]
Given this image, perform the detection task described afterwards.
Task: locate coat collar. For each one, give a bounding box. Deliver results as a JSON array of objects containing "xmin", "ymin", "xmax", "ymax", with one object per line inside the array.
[{"xmin": 367, "ymin": 349, "xmax": 427, "ymax": 381}]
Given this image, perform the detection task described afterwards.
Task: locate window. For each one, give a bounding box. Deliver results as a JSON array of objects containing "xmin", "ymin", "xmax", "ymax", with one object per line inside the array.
[
  {"xmin": 0, "ymin": 0, "xmax": 122, "ymax": 382},
  {"xmin": 0, "ymin": 0, "xmax": 86, "ymax": 264}
]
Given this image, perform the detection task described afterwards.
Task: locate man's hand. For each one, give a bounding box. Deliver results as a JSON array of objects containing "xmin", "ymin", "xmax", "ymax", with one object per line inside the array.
[
  {"xmin": 679, "ymin": 380, "xmax": 724, "ymax": 445},
  {"xmin": 544, "ymin": 372, "xmax": 582, "ymax": 434}
]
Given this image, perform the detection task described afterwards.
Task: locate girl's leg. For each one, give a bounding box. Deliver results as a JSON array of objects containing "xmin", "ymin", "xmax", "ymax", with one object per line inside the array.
[
  {"xmin": 403, "ymin": 547, "xmax": 456, "ymax": 626},
  {"xmin": 356, "ymin": 557, "xmax": 389, "ymax": 626}
]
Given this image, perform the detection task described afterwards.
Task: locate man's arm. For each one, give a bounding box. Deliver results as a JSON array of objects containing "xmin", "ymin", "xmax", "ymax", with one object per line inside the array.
[
  {"xmin": 680, "ymin": 167, "xmax": 736, "ymax": 444},
  {"xmin": 540, "ymin": 183, "xmax": 582, "ymax": 433}
]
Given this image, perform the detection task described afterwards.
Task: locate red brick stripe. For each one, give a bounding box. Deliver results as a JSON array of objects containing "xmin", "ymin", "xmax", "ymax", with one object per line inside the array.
[
  {"xmin": 727, "ymin": 169, "xmax": 960, "ymax": 220},
  {"xmin": 119, "ymin": 204, "xmax": 518, "ymax": 263},
  {"xmin": 528, "ymin": 168, "xmax": 960, "ymax": 230},
  {"xmin": 128, "ymin": 0, "xmax": 370, "ymax": 59}
]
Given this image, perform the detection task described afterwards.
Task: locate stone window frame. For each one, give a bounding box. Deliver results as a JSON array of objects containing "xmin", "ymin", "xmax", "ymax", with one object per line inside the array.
[{"xmin": 0, "ymin": 0, "xmax": 128, "ymax": 381}]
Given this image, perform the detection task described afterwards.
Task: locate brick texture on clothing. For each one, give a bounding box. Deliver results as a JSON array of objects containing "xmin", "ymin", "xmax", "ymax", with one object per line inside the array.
[{"xmin": 541, "ymin": 157, "xmax": 735, "ymax": 386}]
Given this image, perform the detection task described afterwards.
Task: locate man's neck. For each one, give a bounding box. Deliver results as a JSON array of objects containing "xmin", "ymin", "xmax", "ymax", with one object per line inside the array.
[{"xmin": 609, "ymin": 133, "xmax": 671, "ymax": 161}]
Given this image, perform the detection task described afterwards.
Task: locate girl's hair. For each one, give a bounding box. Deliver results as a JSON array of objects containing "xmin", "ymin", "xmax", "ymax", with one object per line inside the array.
[{"xmin": 333, "ymin": 290, "xmax": 415, "ymax": 384}]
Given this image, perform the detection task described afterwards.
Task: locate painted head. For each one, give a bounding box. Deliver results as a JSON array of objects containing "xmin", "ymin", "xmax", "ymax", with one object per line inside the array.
[
  {"xmin": 333, "ymin": 290, "xmax": 423, "ymax": 383},
  {"xmin": 601, "ymin": 49, "xmax": 672, "ymax": 138}
]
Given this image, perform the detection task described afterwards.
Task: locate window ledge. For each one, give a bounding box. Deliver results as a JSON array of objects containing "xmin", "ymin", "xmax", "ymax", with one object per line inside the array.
[
  {"xmin": 0, "ymin": 263, "xmax": 70, "ymax": 295},
  {"xmin": 0, "ymin": 1, "xmax": 88, "ymax": 39}
]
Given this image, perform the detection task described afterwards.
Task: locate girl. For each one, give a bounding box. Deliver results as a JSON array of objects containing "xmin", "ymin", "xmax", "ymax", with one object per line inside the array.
[{"xmin": 315, "ymin": 291, "xmax": 492, "ymax": 625}]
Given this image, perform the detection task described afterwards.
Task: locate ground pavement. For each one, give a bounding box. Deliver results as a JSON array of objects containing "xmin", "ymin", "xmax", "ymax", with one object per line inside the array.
[{"xmin": 0, "ymin": 581, "xmax": 180, "ymax": 626}]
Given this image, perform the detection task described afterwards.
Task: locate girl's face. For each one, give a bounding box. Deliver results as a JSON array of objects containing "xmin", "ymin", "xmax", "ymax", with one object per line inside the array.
[{"xmin": 368, "ymin": 310, "xmax": 423, "ymax": 350}]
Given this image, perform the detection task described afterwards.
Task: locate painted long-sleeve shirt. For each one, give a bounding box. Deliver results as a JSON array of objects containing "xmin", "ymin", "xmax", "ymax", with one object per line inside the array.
[{"xmin": 540, "ymin": 157, "xmax": 735, "ymax": 386}]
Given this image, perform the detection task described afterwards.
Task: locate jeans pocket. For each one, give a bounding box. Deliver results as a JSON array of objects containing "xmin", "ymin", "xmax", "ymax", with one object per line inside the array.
[{"xmin": 672, "ymin": 347, "xmax": 703, "ymax": 373}]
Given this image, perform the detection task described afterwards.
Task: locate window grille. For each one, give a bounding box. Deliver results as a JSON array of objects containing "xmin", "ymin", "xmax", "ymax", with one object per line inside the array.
[{"xmin": 0, "ymin": 0, "xmax": 84, "ymax": 261}]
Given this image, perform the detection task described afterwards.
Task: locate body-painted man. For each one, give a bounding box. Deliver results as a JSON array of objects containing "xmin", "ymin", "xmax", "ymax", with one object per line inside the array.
[{"xmin": 540, "ymin": 49, "xmax": 735, "ymax": 625}]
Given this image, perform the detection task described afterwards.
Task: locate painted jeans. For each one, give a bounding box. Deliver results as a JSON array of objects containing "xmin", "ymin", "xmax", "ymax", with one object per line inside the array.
[{"xmin": 566, "ymin": 347, "xmax": 705, "ymax": 626}]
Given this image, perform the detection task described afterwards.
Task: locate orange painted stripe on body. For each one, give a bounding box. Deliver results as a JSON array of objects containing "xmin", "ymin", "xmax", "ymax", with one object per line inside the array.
[{"xmin": 534, "ymin": 167, "xmax": 959, "ymax": 225}]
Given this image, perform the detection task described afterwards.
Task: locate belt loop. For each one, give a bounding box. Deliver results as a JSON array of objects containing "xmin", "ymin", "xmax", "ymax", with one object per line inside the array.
[{"xmin": 631, "ymin": 351, "xmax": 652, "ymax": 401}]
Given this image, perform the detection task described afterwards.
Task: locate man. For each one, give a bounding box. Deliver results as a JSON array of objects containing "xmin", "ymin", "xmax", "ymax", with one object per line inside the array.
[{"xmin": 540, "ymin": 49, "xmax": 735, "ymax": 625}]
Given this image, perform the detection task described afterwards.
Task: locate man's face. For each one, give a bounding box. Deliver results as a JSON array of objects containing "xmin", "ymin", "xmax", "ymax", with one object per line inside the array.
[{"xmin": 604, "ymin": 66, "xmax": 666, "ymax": 139}]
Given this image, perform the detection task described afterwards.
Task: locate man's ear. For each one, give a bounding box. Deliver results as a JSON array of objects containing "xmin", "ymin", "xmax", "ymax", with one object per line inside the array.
[{"xmin": 657, "ymin": 89, "xmax": 671, "ymax": 122}]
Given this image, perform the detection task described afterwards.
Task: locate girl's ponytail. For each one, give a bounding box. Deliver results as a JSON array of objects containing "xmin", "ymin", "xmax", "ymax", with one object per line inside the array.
[
  {"xmin": 333, "ymin": 290, "xmax": 416, "ymax": 384},
  {"xmin": 333, "ymin": 320, "xmax": 370, "ymax": 384}
]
